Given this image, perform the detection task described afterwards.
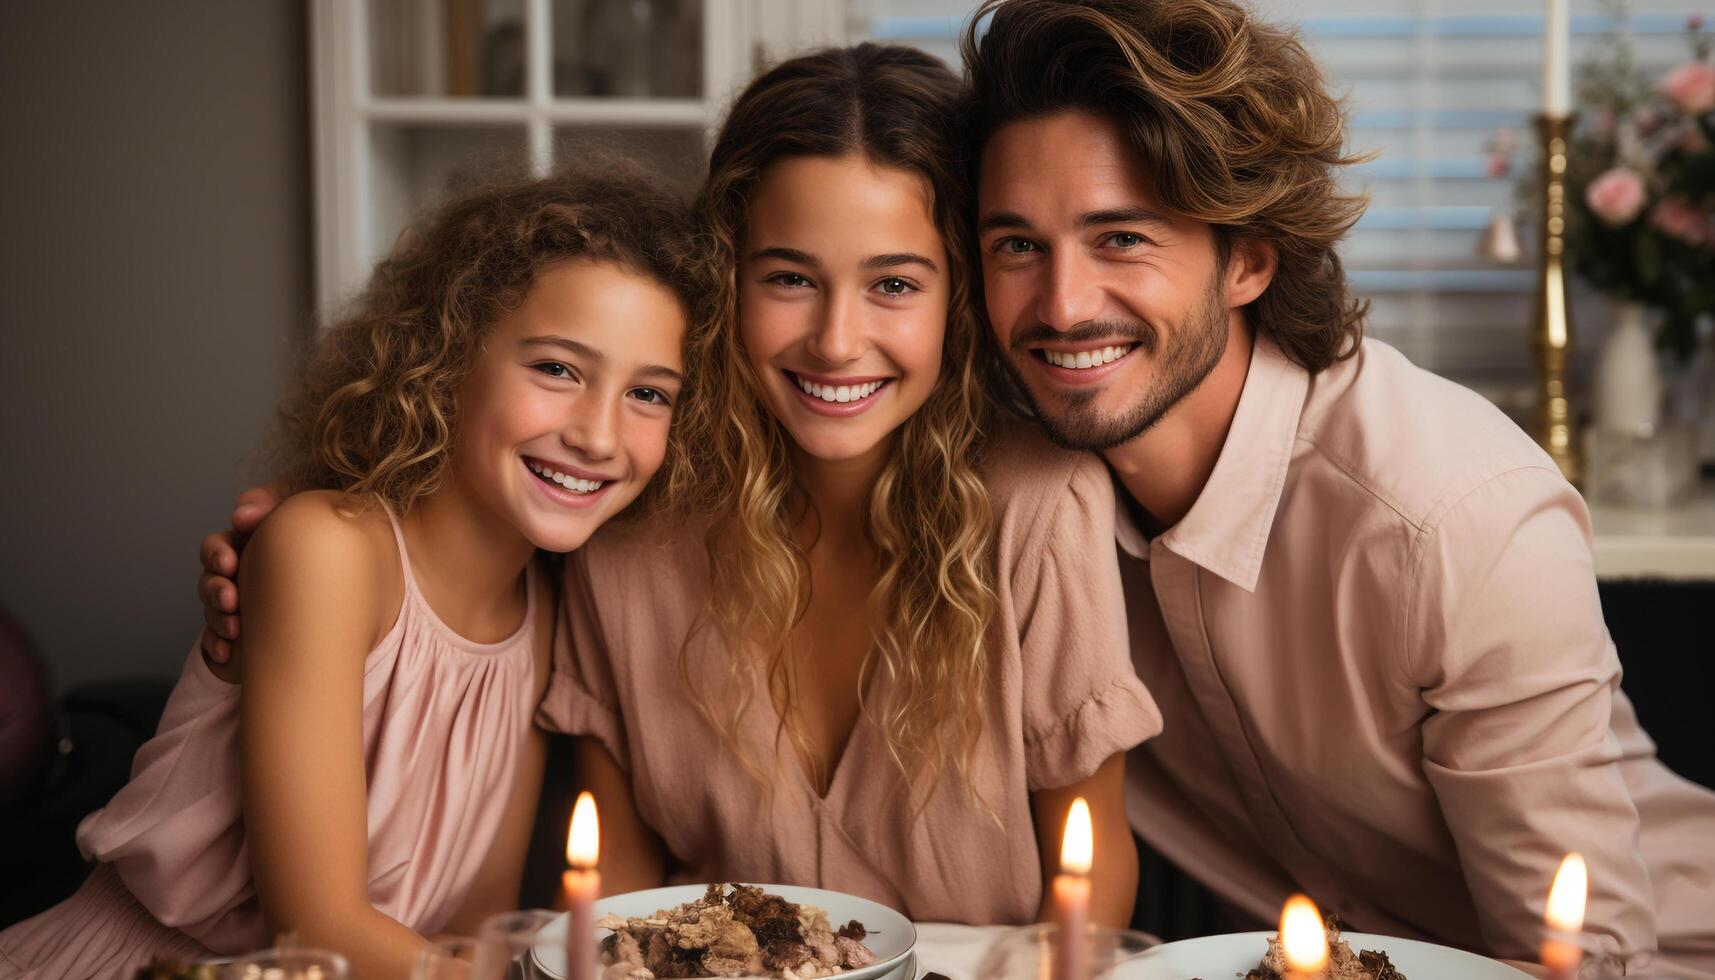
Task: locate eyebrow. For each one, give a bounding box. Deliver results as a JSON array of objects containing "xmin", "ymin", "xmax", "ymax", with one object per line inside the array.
[
  {"xmin": 1079, "ymin": 206, "xmax": 1173, "ymax": 229},
  {"xmin": 977, "ymin": 206, "xmax": 1174, "ymax": 235},
  {"xmin": 522, "ymin": 335, "xmax": 684, "ymax": 385},
  {"xmin": 977, "ymin": 211, "xmax": 1031, "ymax": 234},
  {"xmin": 748, "ymin": 246, "xmax": 819, "ymax": 266},
  {"xmin": 863, "ymin": 252, "xmax": 939, "ymax": 273}
]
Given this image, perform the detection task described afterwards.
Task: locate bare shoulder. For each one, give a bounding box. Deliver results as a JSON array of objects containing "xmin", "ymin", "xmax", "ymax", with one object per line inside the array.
[
  {"xmin": 239, "ymin": 491, "xmax": 403, "ymax": 648},
  {"xmin": 980, "ymin": 419, "xmax": 1114, "ymax": 526}
]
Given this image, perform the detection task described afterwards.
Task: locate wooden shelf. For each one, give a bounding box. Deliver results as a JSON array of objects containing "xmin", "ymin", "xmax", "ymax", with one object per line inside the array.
[{"xmin": 361, "ymin": 97, "xmax": 707, "ymax": 126}]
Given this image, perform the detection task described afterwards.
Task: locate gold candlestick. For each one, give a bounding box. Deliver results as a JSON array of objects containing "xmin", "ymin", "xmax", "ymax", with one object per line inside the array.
[{"xmin": 1533, "ymin": 113, "xmax": 1582, "ymax": 485}]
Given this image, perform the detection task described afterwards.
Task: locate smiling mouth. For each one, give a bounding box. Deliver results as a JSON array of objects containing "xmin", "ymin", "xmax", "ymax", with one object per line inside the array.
[
  {"xmin": 525, "ymin": 459, "xmax": 606, "ymax": 495},
  {"xmin": 785, "ymin": 371, "xmax": 893, "ymax": 405},
  {"xmin": 1032, "ymin": 343, "xmax": 1138, "ymax": 370}
]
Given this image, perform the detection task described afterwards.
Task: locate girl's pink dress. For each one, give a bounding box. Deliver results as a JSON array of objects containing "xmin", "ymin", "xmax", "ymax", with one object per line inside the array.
[{"xmin": 0, "ymin": 512, "xmax": 541, "ymax": 979}]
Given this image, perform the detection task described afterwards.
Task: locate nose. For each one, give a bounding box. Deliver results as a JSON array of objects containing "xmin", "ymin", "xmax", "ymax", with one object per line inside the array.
[
  {"xmin": 1036, "ymin": 250, "xmax": 1105, "ymax": 332},
  {"xmin": 561, "ymin": 386, "xmax": 621, "ymax": 462},
  {"xmin": 804, "ymin": 288, "xmax": 863, "ymax": 366}
]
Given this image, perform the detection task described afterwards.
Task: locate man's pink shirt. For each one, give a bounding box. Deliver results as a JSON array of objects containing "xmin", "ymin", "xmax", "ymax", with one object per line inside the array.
[{"xmin": 1117, "ymin": 336, "xmax": 1715, "ymax": 978}]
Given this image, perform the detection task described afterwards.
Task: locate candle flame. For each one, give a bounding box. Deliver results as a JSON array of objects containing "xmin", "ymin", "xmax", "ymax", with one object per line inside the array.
[
  {"xmin": 567, "ymin": 791, "xmax": 599, "ymax": 869},
  {"xmin": 1280, "ymin": 894, "xmax": 1329, "ymax": 972},
  {"xmin": 1060, "ymin": 798, "xmax": 1093, "ymax": 875},
  {"xmin": 1546, "ymin": 853, "xmax": 1587, "ymax": 933}
]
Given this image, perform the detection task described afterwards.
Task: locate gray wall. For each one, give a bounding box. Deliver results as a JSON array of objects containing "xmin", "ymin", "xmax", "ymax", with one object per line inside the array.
[{"xmin": 0, "ymin": 2, "xmax": 312, "ymax": 693}]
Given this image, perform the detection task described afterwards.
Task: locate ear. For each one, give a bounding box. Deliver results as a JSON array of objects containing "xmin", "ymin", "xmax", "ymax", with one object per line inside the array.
[{"xmin": 1224, "ymin": 237, "xmax": 1277, "ymax": 309}]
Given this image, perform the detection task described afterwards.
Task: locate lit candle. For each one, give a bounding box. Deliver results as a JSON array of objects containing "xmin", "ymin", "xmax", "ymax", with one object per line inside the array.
[
  {"xmin": 1280, "ymin": 894, "xmax": 1329, "ymax": 980},
  {"xmin": 562, "ymin": 792, "xmax": 601, "ymax": 980},
  {"xmin": 1543, "ymin": 0, "xmax": 1571, "ymax": 115},
  {"xmin": 1051, "ymin": 798, "xmax": 1093, "ymax": 980},
  {"xmin": 1542, "ymin": 853, "xmax": 1587, "ymax": 980}
]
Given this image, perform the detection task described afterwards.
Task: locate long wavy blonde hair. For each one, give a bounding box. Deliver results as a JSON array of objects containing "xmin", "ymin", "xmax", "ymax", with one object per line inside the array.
[{"xmin": 661, "ymin": 44, "xmax": 997, "ymax": 807}]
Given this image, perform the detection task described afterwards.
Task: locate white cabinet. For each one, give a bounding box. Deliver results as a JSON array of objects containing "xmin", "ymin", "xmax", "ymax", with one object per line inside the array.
[{"xmin": 309, "ymin": 0, "xmax": 845, "ymax": 315}]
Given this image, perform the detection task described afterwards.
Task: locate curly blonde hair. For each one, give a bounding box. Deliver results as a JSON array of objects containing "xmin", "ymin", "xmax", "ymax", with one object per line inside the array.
[
  {"xmin": 964, "ymin": 0, "xmax": 1370, "ymax": 371},
  {"xmin": 660, "ymin": 45, "xmax": 997, "ymax": 806},
  {"xmin": 275, "ymin": 165, "xmax": 703, "ymax": 514}
]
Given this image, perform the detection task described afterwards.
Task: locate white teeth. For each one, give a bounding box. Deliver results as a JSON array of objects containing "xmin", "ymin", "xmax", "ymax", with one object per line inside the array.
[
  {"xmin": 1044, "ymin": 344, "xmax": 1134, "ymax": 370},
  {"xmin": 527, "ymin": 461, "xmax": 604, "ymax": 494},
  {"xmin": 794, "ymin": 376, "xmax": 884, "ymax": 403}
]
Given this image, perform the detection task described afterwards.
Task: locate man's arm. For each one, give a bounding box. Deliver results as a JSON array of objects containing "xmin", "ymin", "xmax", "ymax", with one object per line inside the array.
[
  {"xmin": 1407, "ymin": 465, "xmax": 1657, "ymax": 968},
  {"xmin": 198, "ymin": 483, "xmax": 286, "ymax": 669}
]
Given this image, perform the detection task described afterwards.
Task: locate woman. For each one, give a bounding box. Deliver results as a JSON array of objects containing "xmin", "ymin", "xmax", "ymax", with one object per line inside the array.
[{"xmin": 198, "ymin": 44, "xmax": 1159, "ymax": 928}]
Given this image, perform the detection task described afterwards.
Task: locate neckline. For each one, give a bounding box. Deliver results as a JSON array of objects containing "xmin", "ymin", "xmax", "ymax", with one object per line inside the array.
[
  {"xmin": 382, "ymin": 504, "xmax": 536, "ymax": 655},
  {"xmin": 758, "ymin": 659, "xmax": 876, "ymax": 805}
]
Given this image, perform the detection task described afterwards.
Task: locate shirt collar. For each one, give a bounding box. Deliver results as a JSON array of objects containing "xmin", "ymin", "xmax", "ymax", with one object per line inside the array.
[{"xmin": 1112, "ymin": 334, "xmax": 1309, "ymax": 592}]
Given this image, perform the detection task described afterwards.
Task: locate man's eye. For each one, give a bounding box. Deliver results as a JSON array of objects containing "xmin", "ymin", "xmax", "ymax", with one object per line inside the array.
[
  {"xmin": 993, "ymin": 238, "xmax": 1038, "ymax": 255},
  {"xmin": 1105, "ymin": 232, "xmax": 1147, "ymax": 248},
  {"xmin": 876, "ymin": 277, "xmax": 916, "ymax": 296},
  {"xmin": 534, "ymin": 362, "xmax": 572, "ymax": 379}
]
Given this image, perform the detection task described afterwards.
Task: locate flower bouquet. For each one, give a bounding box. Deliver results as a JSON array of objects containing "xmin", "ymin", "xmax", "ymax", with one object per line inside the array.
[{"xmin": 1566, "ymin": 8, "xmax": 1715, "ymax": 360}]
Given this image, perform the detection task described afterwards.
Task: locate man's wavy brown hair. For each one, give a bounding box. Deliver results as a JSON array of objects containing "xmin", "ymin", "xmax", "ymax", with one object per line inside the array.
[
  {"xmin": 963, "ymin": 0, "xmax": 1370, "ymax": 371},
  {"xmin": 275, "ymin": 165, "xmax": 703, "ymax": 514},
  {"xmin": 660, "ymin": 44, "xmax": 997, "ymax": 807}
]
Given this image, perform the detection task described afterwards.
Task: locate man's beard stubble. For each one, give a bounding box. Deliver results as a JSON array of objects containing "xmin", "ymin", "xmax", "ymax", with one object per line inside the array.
[{"xmin": 1003, "ymin": 271, "xmax": 1230, "ymax": 452}]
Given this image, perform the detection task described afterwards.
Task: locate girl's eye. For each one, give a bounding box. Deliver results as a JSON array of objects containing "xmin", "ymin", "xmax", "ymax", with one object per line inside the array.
[
  {"xmin": 992, "ymin": 237, "xmax": 1039, "ymax": 255},
  {"xmin": 875, "ymin": 277, "xmax": 918, "ymax": 296},
  {"xmin": 1104, "ymin": 232, "xmax": 1148, "ymax": 248},
  {"xmin": 767, "ymin": 272, "xmax": 812, "ymax": 289},
  {"xmin": 629, "ymin": 387, "xmax": 672, "ymax": 407},
  {"xmin": 533, "ymin": 361, "xmax": 573, "ymax": 380}
]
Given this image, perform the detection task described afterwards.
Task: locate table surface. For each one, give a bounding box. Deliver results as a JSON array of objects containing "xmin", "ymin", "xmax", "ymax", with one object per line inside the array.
[
  {"xmin": 907, "ymin": 923, "xmax": 1551, "ymax": 980},
  {"xmin": 1590, "ymin": 484, "xmax": 1715, "ymax": 581}
]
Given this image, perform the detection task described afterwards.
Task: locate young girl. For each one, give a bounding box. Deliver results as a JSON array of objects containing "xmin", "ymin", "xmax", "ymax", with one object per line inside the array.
[
  {"xmin": 0, "ymin": 170, "xmax": 703, "ymax": 980},
  {"xmin": 548, "ymin": 43, "xmax": 1159, "ymax": 927},
  {"xmin": 197, "ymin": 45, "xmax": 1160, "ymax": 928}
]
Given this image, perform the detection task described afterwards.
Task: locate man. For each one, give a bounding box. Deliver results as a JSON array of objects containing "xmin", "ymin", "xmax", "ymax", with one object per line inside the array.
[{"xmin": 962, "ymin": 0, "xmax": 1713, "ymax": 975}]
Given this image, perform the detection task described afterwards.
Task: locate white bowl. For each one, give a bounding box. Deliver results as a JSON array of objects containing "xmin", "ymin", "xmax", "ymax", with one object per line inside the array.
[
  {"xmin": 532, "ymin": 883, "xmax": 917, "ymax": 980},
  {"xmin": 1113, "ymin": 930, "xmax": 1533, "ymax": 979}
]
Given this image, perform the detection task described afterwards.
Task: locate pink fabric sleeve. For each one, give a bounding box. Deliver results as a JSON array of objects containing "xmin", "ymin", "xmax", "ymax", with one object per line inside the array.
[
  {"xmin": 1015, "ymin": 454, "xmax": 1163, "ymax": 791},
  {"xmin": 1408, "ymin": 465, "xmax": 1658, "ymax": 970},
  {"xmin": 536, "ymin": 550, "xmax": 630, "ymax": 770}
]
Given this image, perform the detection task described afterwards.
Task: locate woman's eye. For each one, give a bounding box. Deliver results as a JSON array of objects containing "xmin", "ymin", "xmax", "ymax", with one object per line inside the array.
[
  {"xmin": 533, "ymin": 361, "xmax": 572, "ymax": 379},
  {"xmin": 875, "ymin": 277, "xmax": 917, "ymax": 296},
  {"xmin": 629, "ymin": 387, "xmax": 671, "ymax": 406},
  {"xmin": 768, "ymin": 272, "xmax": 812, "ymax": 288}
]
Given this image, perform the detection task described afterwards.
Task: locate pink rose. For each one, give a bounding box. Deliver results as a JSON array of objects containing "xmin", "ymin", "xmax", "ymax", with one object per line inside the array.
[
  {"xmin": 1586, "ymin": 168, "xmax": 1649, "ymax": 226},
  {"xmin": 1485, "ymin": 152, "xmax": 1510, "ymax": 179},
  {"xmin": 1689, "ymin": 13, "xmax": 1705, "ymax": 31},
  {"xmin": 1680, "ymin": 122, "xmax": 1712, "ymax": 153},
  {"xmin": 1649, "ymin": 196, "xmax": 1711, "ymax": 245},
  {"xmin": 1660, "ymin": 61, "xmax": 1715, "ymax": 115}
]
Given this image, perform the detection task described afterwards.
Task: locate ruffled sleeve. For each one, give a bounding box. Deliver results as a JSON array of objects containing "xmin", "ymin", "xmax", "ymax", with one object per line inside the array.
[
  {"xmin": 1007, "ymin": 451, "xmax": 1162, "ymax": 790},
  {"xmin": 536, "ymin": 547, "xmax": 630, "ymax": 770},
  {"xmin": 74, "ymin": 648, "xmax": 265, "ymax": 950}
]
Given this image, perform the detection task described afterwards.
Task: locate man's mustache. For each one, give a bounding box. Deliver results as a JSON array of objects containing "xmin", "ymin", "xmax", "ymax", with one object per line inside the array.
[{"xmin": 1008, "ymin": 319, "xmax": 1159, "ymax": 356}]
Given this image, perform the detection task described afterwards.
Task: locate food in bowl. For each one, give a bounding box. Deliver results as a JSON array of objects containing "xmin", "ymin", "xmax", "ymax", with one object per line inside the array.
[
  {"xmin": 1197, "ymin": 916, "xmax": 1405, "ymax": 980},
  {"xmin": 598, "ymin": 883, "xmax": 878, "ymax": 980}
]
